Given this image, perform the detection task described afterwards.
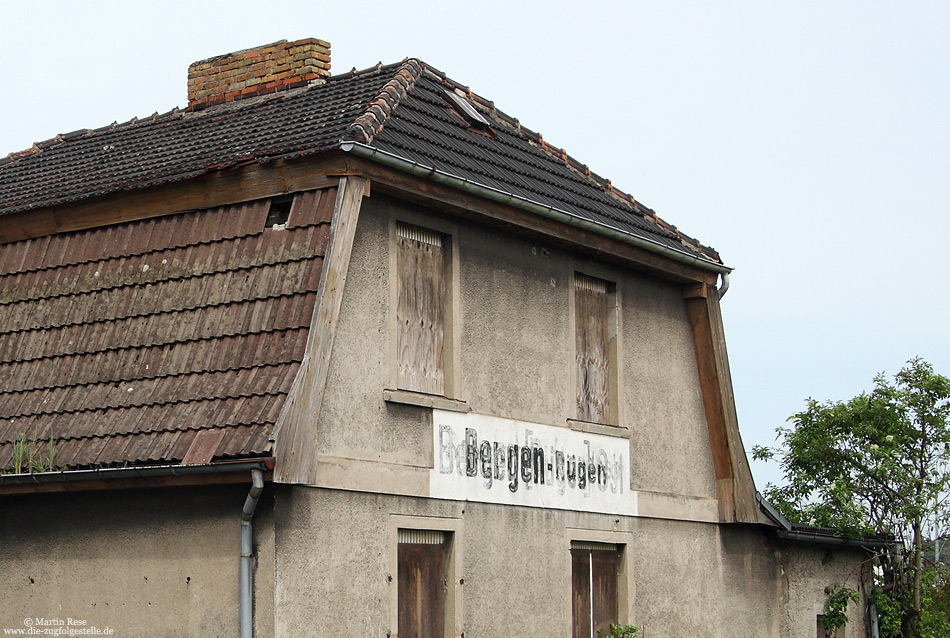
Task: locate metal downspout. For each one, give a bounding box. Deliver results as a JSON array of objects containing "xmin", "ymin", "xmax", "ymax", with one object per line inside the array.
[
  {"xmin": 870, "ymin": 603, "xmax": 880, "ymax": 638},
  {"xmin": 240, "ymin": 469, "xmax": 264, "ymax": 638},
  {"xmin": 718, "ymin": 272, "xmax": 730, "ymax": 298}
]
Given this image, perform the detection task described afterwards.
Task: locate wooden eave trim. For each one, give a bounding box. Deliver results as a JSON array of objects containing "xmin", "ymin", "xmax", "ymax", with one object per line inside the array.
[
  {"xmin": 2, "ymin": 149, "xmax": 720, "ymax": 287},
  {"xmin": 0, "ymin": 154, "xmax": 353, "ymax": 245},
  {"xmin": 342, "ymin": 156, "xmax": 720, "ymax": 285},
  {"xmin": 272, "ymin": 175, "xmax": 367, "ymax": 485}
]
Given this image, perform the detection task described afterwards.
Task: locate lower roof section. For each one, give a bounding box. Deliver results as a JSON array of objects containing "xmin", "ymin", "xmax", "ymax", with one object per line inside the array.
[{"xmin": 0, "ymin": 187, "xmax": 338, "ymax": 473}]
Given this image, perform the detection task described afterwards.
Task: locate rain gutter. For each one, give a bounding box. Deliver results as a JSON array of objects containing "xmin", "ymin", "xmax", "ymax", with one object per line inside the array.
[
  {"xmin": 339, "ymin": 141, "xmax": 732, "ymax": 276},
  {"xmin": 775, "ymin": 528, "xmax": 893, "ymax": 550},
  {"xmin": 757, "ymin": 492, "xmax": 892, "ymax": 550},
  {"xmin": 0, "ymin": 458, "xmax": 274, "ymax": 488}
]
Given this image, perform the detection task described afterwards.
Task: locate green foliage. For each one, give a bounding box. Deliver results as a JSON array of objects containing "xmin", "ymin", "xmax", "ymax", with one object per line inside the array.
[
  {"xmin": 11, "ymin": 434, "xmax": 30, "ymax": 474},
  {"xmin": 44, "ymin": 436, "xmax": 57, "ymax": 473},
  {"xmin": 598, "ymin": 623, "xmax": 639, "ymax": 638},
  {"xmin": 820, "ymin": 584, "xmax": 859, "ymax": 630},
  {"xmin": 919, "ymin": 565, "xmax": 950, "ymax": 638},
  {"xmin": 869, "ymin": 566, "xmax": 950, "ymax": 638},
  {"xmin": 7, "ymin": 434, "xmax": 58, "ymax": 474},
  {"xmin": 872, "ymin": 586, "xmax": 904, "ymax": 638},
  {"xmin": 756, "ymin": 358, "xmax": 950, "ymax": 638}
]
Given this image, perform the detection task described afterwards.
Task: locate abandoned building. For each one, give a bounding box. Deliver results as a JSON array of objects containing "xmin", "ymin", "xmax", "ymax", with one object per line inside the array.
[{"xmin": 0, "ymin": 39, "xmax": 871, "ymax": 637}]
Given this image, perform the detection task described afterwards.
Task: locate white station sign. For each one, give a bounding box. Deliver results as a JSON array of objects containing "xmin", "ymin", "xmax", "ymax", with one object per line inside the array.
[{"xmin": 430, "ymin": 410, "xmax": 637, "ymax": 516}]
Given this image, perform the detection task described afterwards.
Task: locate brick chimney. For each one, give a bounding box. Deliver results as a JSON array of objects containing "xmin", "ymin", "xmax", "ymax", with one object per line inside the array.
[{"xmin": 187, "ymin": 38, "xmax": 331, "ymax": 110}]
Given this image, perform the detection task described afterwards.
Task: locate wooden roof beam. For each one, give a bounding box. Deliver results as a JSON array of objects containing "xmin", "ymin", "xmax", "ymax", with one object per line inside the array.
[{"xmin": 684, "ymin": 282, "xmax": 758, "ymax": 523}]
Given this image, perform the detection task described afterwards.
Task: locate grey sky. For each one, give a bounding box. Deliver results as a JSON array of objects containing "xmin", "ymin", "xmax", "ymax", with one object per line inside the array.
[{"xmin": 3, "ymin": 1, "xmax": 948, "ymax": 488}]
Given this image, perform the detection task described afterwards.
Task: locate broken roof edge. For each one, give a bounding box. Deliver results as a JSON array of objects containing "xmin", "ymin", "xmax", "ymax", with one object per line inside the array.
[
  {"xmin": 0, "ymin": 457, "xmax": 275, "ymax": 495},
  {"xmin": 343, "ymin": 59, "xmax": 424, "ymax": 144},
  {"xmin": 341, "ymin": 140, "xmax": 732, "ymax": 276}
]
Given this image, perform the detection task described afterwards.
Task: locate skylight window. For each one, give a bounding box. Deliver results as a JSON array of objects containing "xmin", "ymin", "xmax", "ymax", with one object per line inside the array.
[{"xmin": 442, "ymin": 89, "xmax": 491, "ymax": 130}]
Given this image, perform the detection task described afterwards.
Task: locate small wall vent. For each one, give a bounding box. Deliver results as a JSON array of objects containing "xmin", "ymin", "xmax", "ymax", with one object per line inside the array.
[{"xmin": 266, "ymin": 196, "xmax": 293, "ymax": 229}]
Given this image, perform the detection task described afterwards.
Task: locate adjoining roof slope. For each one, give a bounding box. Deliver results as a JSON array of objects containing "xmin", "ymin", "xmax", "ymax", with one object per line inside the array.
[
  {"xmin": 756, "ymin": 492, "xmax": 892, "ymax": 549},
  {"xmin": 0, "ymin": 57, "xmax": 724, "ymax": 270}
]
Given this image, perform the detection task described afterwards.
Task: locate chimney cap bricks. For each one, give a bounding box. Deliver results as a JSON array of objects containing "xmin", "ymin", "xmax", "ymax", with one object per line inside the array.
[{"xmin": 187, "ymin": 38, "xmax": 331, "ymax": 110}]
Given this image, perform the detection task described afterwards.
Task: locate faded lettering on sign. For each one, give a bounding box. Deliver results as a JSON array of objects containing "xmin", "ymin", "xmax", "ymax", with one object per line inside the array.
[{"xmin": 429, "ymin": 411, "xmax": 636, "ymax": 516}]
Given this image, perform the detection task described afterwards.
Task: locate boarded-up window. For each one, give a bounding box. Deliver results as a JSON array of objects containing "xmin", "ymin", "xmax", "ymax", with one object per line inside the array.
[
  {"xmin": 396, "ymin": 224, "xmax": 445, "ymax": 395},
  {"xmin": 571, "ymin": 541, "xmax": 621, "ymax": 638},
  {"xmin": 399, "ymin": 529, "xmax": 447, "ymax": 638},
  {"xmin": 575, "ymin": 275, "xmax": 610, "ymax": 423}
]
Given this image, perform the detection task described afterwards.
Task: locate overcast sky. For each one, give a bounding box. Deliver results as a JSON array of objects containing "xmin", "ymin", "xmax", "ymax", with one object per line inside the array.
[{"xmin": 2, "ymin": 1, "xmax": 948, "ymax": 489}]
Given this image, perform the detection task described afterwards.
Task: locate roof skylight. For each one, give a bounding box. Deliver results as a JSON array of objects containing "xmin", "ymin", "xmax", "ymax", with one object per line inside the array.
[{"xmin": 442, "ymin": 89, "xmax": 491, "ymax": 130}]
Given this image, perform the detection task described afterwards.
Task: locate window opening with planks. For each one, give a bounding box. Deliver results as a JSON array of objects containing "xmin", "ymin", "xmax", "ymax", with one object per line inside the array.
[
  {"xmin": 396, "ymin": 224, "xmax": 446, "ymax": 395},
  {"xmin": 575, "ymin": 274, "xmax": 612, "ymax": 424}
]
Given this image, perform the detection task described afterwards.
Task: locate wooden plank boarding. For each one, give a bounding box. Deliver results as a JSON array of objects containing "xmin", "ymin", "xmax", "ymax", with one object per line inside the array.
[
  {"xmin": 0, "ymin": 157, "xmax": 347, "ymax": 245},
  {"xmin": 591, "ymin": 549, "xmax": 620, "ymax": 638},
  {"xmin": 396, "ymin": 224, "xmax": 445, "ymax": 395},
  {"xmin": 398, "ymin": 542, "xmax": 447, "ymax": 638},
  {"xmin": 575, "ymin": 275, "xmax": 610, "ymax": 423},
  {"xmin": 273, "ymin": 176, "xmax": 366, "ymax": 485},
  {"xmin": 571, "ymin": 548, "xmax": 592, "ymax": 638},
  {"xmin": 571, "ymin": 544, "xmax": 620, "ymax": 638},
  {"xmin": 704, "ymin": 281, "xmax": 758, "ymax": 523}
]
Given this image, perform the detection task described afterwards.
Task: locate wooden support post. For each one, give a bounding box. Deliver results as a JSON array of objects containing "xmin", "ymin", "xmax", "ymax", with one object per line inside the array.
[
  {"xmin": 684, "ymin": 283, "xmax": 758, "ymax": 523},
  {"xmin": 273, "ymin": 175, "xmax": 367, "ymax": 485}
]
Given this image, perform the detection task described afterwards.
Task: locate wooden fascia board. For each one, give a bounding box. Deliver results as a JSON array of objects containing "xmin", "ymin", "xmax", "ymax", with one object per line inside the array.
[
  {"xmin": 0, "ymin": 155, "xmax": 352, "ymax": 244},
  {"xmin": 684, "ymin": 285, "xmax": 734, "ymax": 522},
  {"xmin": 704, "ymin": 283, "xmax": 758, "ymax": 523},
  {"xmin": 684, "ymin": 283, "xmax": 758, "ymax": 523},
  {"xmin": 344, "ymin": 157, "xmax": 720, "ymax": 286},
  {"xmin": 272, "ymin": 175, "xmax": 367, "ymax": 485}
]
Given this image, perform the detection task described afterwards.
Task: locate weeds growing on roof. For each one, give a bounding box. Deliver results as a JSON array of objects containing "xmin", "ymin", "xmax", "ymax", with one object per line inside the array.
[{"xmin": 8, "ymin": 434, "xmax": 58, "ymax": 474}]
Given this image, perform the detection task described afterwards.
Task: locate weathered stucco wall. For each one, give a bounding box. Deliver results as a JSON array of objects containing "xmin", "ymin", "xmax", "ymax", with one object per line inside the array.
[
  {"xmin": 274, "ymin": 486, "xmax": 869, "ymax": 638},
  {"xmin": 274, "ymin": 192, "xmax": 868, "ymax": 637},
  {"xmin": 0, "ymin": 484, "xmax": 274, "ymax": 637},
  {"xmin": 781, "ymin": 538, "xmax": 869, "ymax": 637},
  {"xmin": 315, "ymin": 194, "xmax": 717, "ymax": 502}
]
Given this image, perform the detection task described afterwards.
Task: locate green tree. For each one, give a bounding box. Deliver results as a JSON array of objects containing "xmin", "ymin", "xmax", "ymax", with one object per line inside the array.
[{"xmin": 754, "ymin": 358, "xmax": 950, "ymax": 638}]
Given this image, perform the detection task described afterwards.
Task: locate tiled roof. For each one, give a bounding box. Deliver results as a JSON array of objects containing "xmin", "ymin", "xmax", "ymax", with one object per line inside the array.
[
  {"xmin": 0, "ymin": 54, "xmax": 724, "ymax": 475},
  {"xmin": 0, "ymin": 188, "xmax": 336, "ymax": 471},
  {"xmin": 363, "ymin": 65, "xmax": 718, "ymax": 263},
  {"xmin": 0, "ymin": 60, "xmax": 722, "ymax": 266},
  {"xmin": 0, "ymin": 68, "xmax": 387, "ymax": 215}
]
